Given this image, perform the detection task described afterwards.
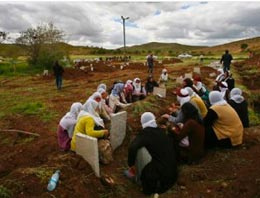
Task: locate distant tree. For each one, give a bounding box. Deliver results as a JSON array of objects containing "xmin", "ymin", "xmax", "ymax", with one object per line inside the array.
[
  {"xmin": 16, "ymin": 22, "xmax": 65, "ymax": 69},
  {"xmin": 0, "ymin": 31, "xmax": 8, "ymax": 43},
  {"xmin": 168, "ymin": 50, "xmax": 173, "ymax": 55},
  {"xmin": 241, "ymin": 43, "xmax": 248, "ymax": 51}
]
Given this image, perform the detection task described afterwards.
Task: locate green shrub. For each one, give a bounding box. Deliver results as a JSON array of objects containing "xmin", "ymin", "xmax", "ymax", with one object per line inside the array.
[{"xmin": 0, "ymin": 185, "xmax": 12, "ymax": 198}]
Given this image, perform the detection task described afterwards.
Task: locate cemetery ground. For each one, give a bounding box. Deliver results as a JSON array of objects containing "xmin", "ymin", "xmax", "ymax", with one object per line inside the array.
[{"xmin": 0, "ymin": 56, "xmax": 260, "ymax": 198}]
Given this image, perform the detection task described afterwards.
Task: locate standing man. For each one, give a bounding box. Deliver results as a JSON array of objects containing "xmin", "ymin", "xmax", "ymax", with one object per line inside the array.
[
  {"xmin": 220, "ymin": 50, "xmax": 233, "ymax": 72},
  {"xmin": 147, "ymin": 54, "xmax": 154, "ymax": 74},
  {"xmin": 53, "ymin": 60, "xmax": 64, "ymax": 90}
]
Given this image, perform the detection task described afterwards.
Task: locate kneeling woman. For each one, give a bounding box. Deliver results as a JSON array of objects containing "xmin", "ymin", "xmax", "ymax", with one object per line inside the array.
[
  {"xmin": 71, "ymin": 99, "xmax": 113, "ymax": 164},
  {"xmin": 126, "ymin": 112, "xmax": 177, "ymax": 195},
  {"xmin": 57, "ymin": 102, "xmax": 82, "ymax": 151},
  {"xmin": 204, "ymin": 91, "xmax": 243, "ymax": 149}
]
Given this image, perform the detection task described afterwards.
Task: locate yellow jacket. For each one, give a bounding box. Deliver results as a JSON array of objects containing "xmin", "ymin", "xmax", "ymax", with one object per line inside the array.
[
  {"xmin": 190, "ymin": 95, "xmax": 208, "ymax": 118},
  {"xmin": 211, "ymin": 104, "xmax": 243, "ymax": 146},
  {"xmin": 71, "ymin": 116, "xmax": 105, "ymax": 151}
]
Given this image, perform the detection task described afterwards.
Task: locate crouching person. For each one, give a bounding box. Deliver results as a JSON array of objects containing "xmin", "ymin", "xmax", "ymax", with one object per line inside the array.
[
  {"xmin": 71, "ymin": 99, "xmax": 113, "ymax": 164},
  {"xmin": 125, "ymin": 112, "xmax": 177, "ymax": 195},
  {"xmin": 57, "ymin": 102, "xmax": 82, "ymax": 151},
  {"xmin": 204, "ymin": 91, "xmax": 243, "ymax": 149}
]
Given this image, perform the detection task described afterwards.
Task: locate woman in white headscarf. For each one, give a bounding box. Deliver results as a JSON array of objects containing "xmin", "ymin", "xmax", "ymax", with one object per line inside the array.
[
  {"xmin": 71, "ymin": 99, "xmax": 113, "ymax": 164},
  {"xmin": 97, "ymin": 83, "xmax": 107, "ymax": 91},
  {"xmin": 228, "ymin": 88, "xmax": 249, "ymax": 128},
  {"xmin": 126, "ymin": 112, "xmax": 177, "ymax": 195},
  {"xmin": 57, "ymin": 102, "xmax": 82, "ymax": 151},
  {"xmin": 204, "ymin": 91, "xmax": 243, "ymax": 149},
  {"xmin": 219, "ymin": 81, "xmax": 229, "ymax": 101},
  {"xmin": 97, "ymin": 88, "xmax": 112, "ymax": 121},
  {"xmin": 215, "ymin": 68, "xmax": 225, "ymax": 83},
  {"xmin": 132, "ymin": 78, "xmax": 146, "ymax": 102},
  {"xmin": 109, "ymin": 82, "xmax": 130, "ymax": 113},
  {"xmin": 159, "ymin": 68, "xmax": 168, "ymax": 83},
  {"xmin": 71, "ymin": 99, "xmax": 108, "ymax": 150}
]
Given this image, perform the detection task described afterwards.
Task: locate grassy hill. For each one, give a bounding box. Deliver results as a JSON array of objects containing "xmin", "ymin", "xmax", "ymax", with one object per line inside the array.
[
  {"xmin": 122, "ymin": 42, "xmax": 205, "ymax": 55},
  {"xmin": 194, "ymin": 37, "xmax": 260, "ymax": 55},
  {"xmin": 1, "ymin": 37, "xmax": 260, "ymax": 57}
]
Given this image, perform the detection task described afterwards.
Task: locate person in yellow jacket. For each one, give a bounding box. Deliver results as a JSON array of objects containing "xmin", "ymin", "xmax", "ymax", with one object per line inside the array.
[
  {"xmin": 185, "ymin": 87, "xmax": 208, "ymax": 118},
  {"xmin": 71, "ymin": 98, "xmax": 113, "ymax": 164},
  {"xmin": 204, "ymin": 91, "xmax": 243, "ymax": 148}
]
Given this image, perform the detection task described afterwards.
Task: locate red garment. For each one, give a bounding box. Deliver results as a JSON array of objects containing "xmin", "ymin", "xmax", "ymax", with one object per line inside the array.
[{"xmin": 57, "ymin": 125, "xmax": 71, "ymax": 151}]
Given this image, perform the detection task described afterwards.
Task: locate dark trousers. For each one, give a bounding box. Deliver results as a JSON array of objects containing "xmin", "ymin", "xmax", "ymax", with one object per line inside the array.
[
  {"xmin": 148, "ymin": 65, "xmax": 153, "ymax": 74},
  {"xmin": 55, "ymin": 75, "xmax": 62, "ymax": 90},
  {"xmin": 223, "ymin": 64, "xmax": 230, "ymax": 72},
  {"xmin": 204, "ymin": 127, "xmax": 232, "ymax": 149}
]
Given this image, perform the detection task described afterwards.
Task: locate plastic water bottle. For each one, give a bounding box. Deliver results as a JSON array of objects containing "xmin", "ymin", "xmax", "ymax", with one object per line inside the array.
[{"xmin": 47, "ymin": 170, "xmax": 60, "ymax": 191}]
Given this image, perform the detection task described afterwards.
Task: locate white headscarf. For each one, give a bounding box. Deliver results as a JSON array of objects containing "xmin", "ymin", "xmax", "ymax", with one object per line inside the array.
[
  {"xmin": 60, "ymin": 102, "xmax": 82, "ymax": 137},
  {"xmin": 161, "ymin": 69, "xmax": 168, "ymax": 81},
  {"xmin": 216, "ymin": 68, "xmax": 225, "ymax": 82},
  {"xmin": 219, "ymin": 82, "xmax": 228, "ymax": 99},
  {"xmin": 125, "ymin": 80, "xmax": 133, "ymax": 87},
  {"xmin": 185, "ymin": 87, "xmax": 197, "ymax": 97},
  {"xmin": 133, "ymin": 78, "xmax": 141, "ymax": 93},
  {"xmin": 141, "ymin": 112, "xmax": 157, "ymax": 129},
  {"xmin": 97, "ymin": 83, "xmax": 107, "ymax": 91},
  {"xmin": 77, "ymin": 99, "xmax": 105, "ymax": 128},
  {"xmin": 97, "ymin": 88, "xmax": 107, "ymax": 106},
  {"xmin": 177, "ymin": 88, "xmax": 191, "ymax": 106},
  {"xmin": 209, "ymin": 91, "xmax": 227, "ymax": 106},
  {"xmin": 230, "ymin": 88, "xmax": 244, "ymax": 104}
]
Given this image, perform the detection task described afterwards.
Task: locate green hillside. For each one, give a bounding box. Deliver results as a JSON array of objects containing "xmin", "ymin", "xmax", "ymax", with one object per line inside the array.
[
  {"xmin": 122, "ymin": 42, "xmax": 205, "ymax": 55},
  {"xmin": 194, "ymin": 37, "xmax": 260, "ymax": 55}
]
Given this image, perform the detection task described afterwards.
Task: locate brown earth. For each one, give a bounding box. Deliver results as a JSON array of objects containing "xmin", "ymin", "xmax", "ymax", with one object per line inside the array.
[{"xmin": 0, "ymin": 61, "xmax": 260, "ymax": 198}]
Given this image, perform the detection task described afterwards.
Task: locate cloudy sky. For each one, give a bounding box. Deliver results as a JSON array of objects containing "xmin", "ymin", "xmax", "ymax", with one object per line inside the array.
[{"xmin": 0, "ymin": 1, "xmax": 260, "ymax": 49}]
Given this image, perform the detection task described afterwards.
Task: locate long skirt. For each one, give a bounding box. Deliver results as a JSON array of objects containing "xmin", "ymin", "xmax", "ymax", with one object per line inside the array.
[{"xmin": 57, "ymin": 125, "xmax": 71, "ymax": 151}]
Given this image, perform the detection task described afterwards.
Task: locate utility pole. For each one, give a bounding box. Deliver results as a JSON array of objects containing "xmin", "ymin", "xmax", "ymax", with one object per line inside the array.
[{"xmin": 121, "ymin": 16, "xmax": 129, "ymax": 64}]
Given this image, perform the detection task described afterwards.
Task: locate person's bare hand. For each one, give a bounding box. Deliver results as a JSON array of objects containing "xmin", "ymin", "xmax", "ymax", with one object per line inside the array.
[{"xmin": 103, "ymin": 130, "xmax": 110, "ymax": 138}]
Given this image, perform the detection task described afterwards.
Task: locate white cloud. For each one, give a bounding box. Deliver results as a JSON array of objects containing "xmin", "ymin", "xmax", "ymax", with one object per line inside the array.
[{"xmin": 0, "ymin": 1, "xmax": 259, "ymax": 48}]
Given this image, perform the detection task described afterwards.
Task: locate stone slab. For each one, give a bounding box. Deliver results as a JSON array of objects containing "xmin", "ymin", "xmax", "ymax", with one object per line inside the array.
[
  {"xmin": 209, "ymin": 72, "xmax": 216, "ymax": 77},
  {"xmin": 184, "ymin": 73, "xmax": 193, "ymax": 79},
  {"xmin": 135, "ymin": 147, "xmax": 152, "ymax": 182},
  {"xmin": 110, "ymin": 111, "xmax": 127, "ymax": 151},
  {"xmin": 75, "ymin": 133, "xmax": 100, "ymax": 177},
  {"xmin": 153, "ymin": 87, "xmax": 166, "ymax": 98},
  {"xmin": 176, "ymin": 76, "xmax": 184, "ymax": 84},
  {"xmin": 193, "ymin": 67, "xmax": 201, "ymax": 74}
]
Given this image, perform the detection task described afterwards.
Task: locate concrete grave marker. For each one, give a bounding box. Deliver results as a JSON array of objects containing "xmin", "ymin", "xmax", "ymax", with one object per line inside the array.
[
  {"xmin": 110, "ymin": 111, "xmax": 127, "ymax": 151},
  {"xmin": 75, "ymin": 133, "xmax": 100, "ymax": 177},
  {"xmin": 153, "ymin": 87, "xmax": 166, "ymax": 98},
  {"xmin": 193, "ymin": 67, "xmax": 200, "ymax": 74},
  {"xmin": 176, "ymin": 76, "xmax": 184, "ymax": 84},
  {"xmin": 184, "ymin": 73, "xmax": 193, "ymax": 79},
  {"xmin": 43, "ymin": 70, "xmax": 49, "ymax": 76},
  {"xmin": 209, "ymin": 72, "xmax": 216, "ymax": 77},
  {"xmin": 135, "ymin": 147, "xmax": 152, "ymax": 182},
  {"xmin": 120, "ymin": 65, "xmax": 124, "ymax": 70}
]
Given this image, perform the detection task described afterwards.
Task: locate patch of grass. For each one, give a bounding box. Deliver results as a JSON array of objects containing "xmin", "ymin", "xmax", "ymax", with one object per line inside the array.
[
  {"xmin": 16, "ymin": 136, "xmax": 35, "ymax": 145},
  {"xmin": 248, "ymin": 108, "xmax": 260, "ymax": 126},
  {"xmin": 11, "ymin": 101, "xmax": 57, "ymax": 122},
  {"xmin": 1, "ymin": 137, "xmax": 11, "ymax": 145},
  {"xmin": 0, "ymin": 185, "xmax": 12, "ymax": 198},
  {"xmin": 21, "ymin": 167, "xmax": 55, "ymax": 184}
]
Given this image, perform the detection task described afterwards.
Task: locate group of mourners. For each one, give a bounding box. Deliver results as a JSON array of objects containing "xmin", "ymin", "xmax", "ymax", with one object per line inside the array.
[
  {"xmin": 56, "ymin": 56, "xmax": 249, "ymax": 196},
  {"xmin": 124, "ymin": 68, "xmax": 249, "ymax": 195},
  {"xmin": 56, "ymin": 68, "xmax": 169, "ymax": 163}
]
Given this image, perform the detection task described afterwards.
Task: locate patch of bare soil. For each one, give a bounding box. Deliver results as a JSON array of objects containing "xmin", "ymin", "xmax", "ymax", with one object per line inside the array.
[{"xmin": 0, "ymin": 61, "xmax": 259, "ymax": 197}]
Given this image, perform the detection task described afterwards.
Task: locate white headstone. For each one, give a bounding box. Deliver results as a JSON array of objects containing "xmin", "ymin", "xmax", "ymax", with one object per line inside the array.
[
  {"xmin": 176, "ymin": 76, "xmax": 184, "ymax": 84},
  {"xmin": 43, "ymin": 70, "xmax": 49, "ymax": 76},
  {"xmin": 184, "ymin": 73, "xmax": 193, "ymax": 79},
  {"xmin": 193, "ymin": 67, "xmax": 200, "ymax": 74},
  {"xmin": 135, "ymin": 147, "xmax": 152, "ymax": 182},
  {"xmin": 91, "ymin": 66, "xmax": 94, "ymax": 71},
  {"xmin": 120, "ymin": 65, "xmax": 124, "ymax": 70},
  {"xmin": 75, "ymin": 133, "xmax": 100, "ymax": 177},
  {"xmin": 153, "ymin": 87, "xmax": 166, "ymax": 98},
  {"xmin": 80, "ymin": 66, "xmax": 85, "ymax": 70},
  {"xmin": 209, "ymin": 72, "xmax": 216, "ymax": 77},
  {"xmin": 110, "ymin": 111, "xmax": 127, "ymax": 151}
]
